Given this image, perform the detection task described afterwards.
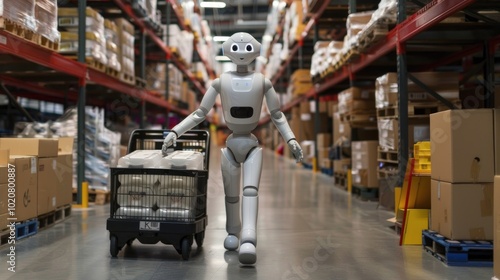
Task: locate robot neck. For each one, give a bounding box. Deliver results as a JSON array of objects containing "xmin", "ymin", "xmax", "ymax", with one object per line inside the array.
[{"xmin": 236, "ymin": 65, "xmax": 249, "ymax": 73}]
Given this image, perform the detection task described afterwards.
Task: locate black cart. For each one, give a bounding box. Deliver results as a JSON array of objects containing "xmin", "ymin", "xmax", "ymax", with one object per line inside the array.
[{"xmin": 106, "ymin": 129, "xmax": 210, "ymax": 260}]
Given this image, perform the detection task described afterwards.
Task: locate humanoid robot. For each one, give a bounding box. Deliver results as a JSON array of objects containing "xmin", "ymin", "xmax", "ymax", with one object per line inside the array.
[{"xmin": 162, "ymin": 32, "xmax": 303, "ymax": 265}]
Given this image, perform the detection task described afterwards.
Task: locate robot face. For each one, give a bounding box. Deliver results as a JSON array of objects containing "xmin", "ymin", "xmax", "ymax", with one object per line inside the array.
[{"xmin": 222, "ymin": 33, "xmax": 261, "ymax": 65}]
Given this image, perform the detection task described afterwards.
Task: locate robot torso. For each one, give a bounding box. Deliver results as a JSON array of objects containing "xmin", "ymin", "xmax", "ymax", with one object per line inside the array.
[{"xmin": 219, "ymin": 72, "xmax": 265, "ymax": 134}]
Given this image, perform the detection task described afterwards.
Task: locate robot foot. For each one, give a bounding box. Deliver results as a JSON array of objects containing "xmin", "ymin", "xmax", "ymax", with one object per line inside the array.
[
  {"xmin": 224, "ymin": 235, "xmax": 239, "ymax": 251},
  {"xmin": 239, "ymin": 243, "xmax": 256, "ymax": 265}
]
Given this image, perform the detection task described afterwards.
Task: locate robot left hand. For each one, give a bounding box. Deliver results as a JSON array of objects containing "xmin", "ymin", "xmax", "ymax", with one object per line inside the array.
[{"xmin": 287, "ymin": 139, "xmax": 303, "ymax": 163}]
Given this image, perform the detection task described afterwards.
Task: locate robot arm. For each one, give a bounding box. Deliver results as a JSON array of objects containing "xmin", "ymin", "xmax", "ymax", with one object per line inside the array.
[
  {"xmin": 264, "ymin": 78, "xmax": 303, "ymax": 162},
  {"xmin": 162, "ymin": 79, "xmax": 220, "ymax": 154}
]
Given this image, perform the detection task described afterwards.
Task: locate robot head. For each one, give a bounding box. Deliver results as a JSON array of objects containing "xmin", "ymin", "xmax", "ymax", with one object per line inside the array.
[{"xmin": 222, "ymin": 32, "xmax": 261, "ymax": 66}]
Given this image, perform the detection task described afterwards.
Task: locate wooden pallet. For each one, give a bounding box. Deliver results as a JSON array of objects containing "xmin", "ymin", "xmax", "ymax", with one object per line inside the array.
[
  {"xmin": 357, "ymin": 23, "xmax": 389, "ymax": 52},
  {"xmin": 378, "ymin": 168, "xmax": 399, "ymax": 179},
  {"xmin": 120, "ymin": 72, "xmax": 135, "ymax": 85},
  {"xmin": 0, "ymin": 17, "xmax": 37, "ymax": 43},
  {"xmin": 105, "ymin": 67, "xmax": 120, "ymax": 79},
  {"xmin": 340, "ymin": 113, "xmax": 377, "ymax": 128},
  {"xmin": 35, "ymin": 34, "xmax": 60, "ymax": 51},
  {"xmin": 377, "ymin": 147, "xmax": 399, "ymax": 164},
  {"xmin": 422, "ymin": 230, "xmax": 493, "ymax": 267},
  {"xmin": 135, "ymin": 76, "xmax": 147, "ymax": 88},
  {"xmin": 37, "ymin": 204, "xmax": 72, "ymax": 230},
  {"xmin": 64, "ymin": 55, "xmax": 107, "ymax": 72},
  {"xmin": 377, "ymin": 100, "xmax": 462, "ymax": 118}
]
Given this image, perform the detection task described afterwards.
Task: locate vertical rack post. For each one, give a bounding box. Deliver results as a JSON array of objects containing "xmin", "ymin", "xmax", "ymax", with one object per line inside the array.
[
  {"xmin": 139, "ymin": 31, "xmax": 147, "ymax": 128},
  {"xmin": 164, "ymin": 1, "xmax": 171, "ymax": 128},
  {"xmin": 76, "ymin": 0, "xmax": 87, "ymax": 205},
  {"xmin": 397, "ymin": 0, "xmax": 408, "ymax": 187},
  {"xmin": 312, "ymin": 24, "xmax": 319, "ymax": 172},
  {"xmin": 484, "ymin": 40, "xmax": 495, "ymax": 108},
  {"xmin": 349, "ymin": 0, "xmax": 357, "ymax": 14}
]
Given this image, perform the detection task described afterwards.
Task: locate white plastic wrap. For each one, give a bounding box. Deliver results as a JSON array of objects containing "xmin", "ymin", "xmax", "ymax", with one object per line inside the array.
[
  {"xmin": 117, "ymin": 186, "xmax": 155, "ymax": 207},
  {"xmin": 159, "ymin": 151, "xmax": 203, "ymax": 170},
  {"xmin": 117, "ymin": 150, "xmax": 162, "ymax": 168},
  {"xmin": 115, "ymin": 207, "xmax": 155, "ymax": 219},
  {"xmin": 377, "ymin": 118, "xmax": 398, "ymax": 150},
  {"xmin": 1, "ymin": 0, "xmax": 37, "ymax": 31},
  {"xmin": 35, "ymin": 0, "xmax": 59, "ymax": 42}
]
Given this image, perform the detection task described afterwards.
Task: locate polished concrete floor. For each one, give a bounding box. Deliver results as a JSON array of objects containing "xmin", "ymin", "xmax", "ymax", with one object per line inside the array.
[{"xmin": 0, "ymin": 148, "xmax": 493, "ymax": 280}]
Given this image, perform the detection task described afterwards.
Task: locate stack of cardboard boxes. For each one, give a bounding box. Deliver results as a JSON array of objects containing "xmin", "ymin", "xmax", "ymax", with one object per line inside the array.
[
  {"xmin": 351, "ymin": 141, "xmax": 378, "ymax": 188},
  {"xmin": 115, "ymin": 18, "xmax": 135, "ymax": 84},
  {"xmin": 0, "ymin": 150, "xmax": 8, "ymax": 231},
  {"xmin": 0, "ymin": 138, "xmax": 73, "ymax": 226},
  {"xmin": 338, "ymin": 87, "xmax": 377, "ymax": 128},
  {"xmin": 430, "ymin": 109, "xmax": 496, "ymax": 241},
  {"xmin": 332, "ymin": 101, "xmax": 351, "ymax": 176}
]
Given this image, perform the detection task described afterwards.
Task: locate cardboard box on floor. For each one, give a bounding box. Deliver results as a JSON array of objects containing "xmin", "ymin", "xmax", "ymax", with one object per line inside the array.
[
  {"xmin": 38, "ymin": 157, "xmax": 58, "ymax": 215},
  {"xmin": 430, "ymin": 109, "xmax": 494, "ymax": 183},
  {"xmin": 494, "ymin": 176, "xmax": 500, "ymax": 278},
  {"xmin": 0, "ymin": 138, "xmax": 58, "ymax": 158},
  {"xmin": 9, "ymin": 156, "xmax": 38, "ymax": 221},
  {"xmin": 57, "ymin": 138, "xmax": 74, "ymax": 207},
  {"xmin": 431, "ymin": 179, "xmax": 493, "ymax": 240},
  {"xmin": 351, "ymin": 141, "xmax": 378, "ymax": 187}
]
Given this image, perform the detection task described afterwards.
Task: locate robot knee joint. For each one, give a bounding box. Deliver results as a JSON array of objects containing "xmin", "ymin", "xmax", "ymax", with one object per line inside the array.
[
  {"xmin": 243, "ymin": 186, "xmax": 258, "ymax": 197},
  {"xmin": 225, "ymin": 196, "xmax": 240, "ymax": 203}
]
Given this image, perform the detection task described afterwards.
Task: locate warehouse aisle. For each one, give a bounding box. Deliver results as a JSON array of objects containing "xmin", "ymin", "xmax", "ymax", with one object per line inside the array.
[{"xmin": 0, "ymin": 148, "xmax": 492, "ymax": 280}]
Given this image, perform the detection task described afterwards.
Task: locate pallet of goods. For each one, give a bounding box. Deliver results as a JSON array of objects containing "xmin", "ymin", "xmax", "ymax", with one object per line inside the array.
[
  {"xmin": 58, "ymin": 7, "xmax": 108, "ymax": 72},
  {"xmin": 104, "ymin": 19, "xmax": 121, "ymax": 78},
  {"xmin": 35, "ymin": 0, "xmax": 60, "ymax": 51},
  {"xmin": 338, "ymin": 87, "xmax": 377, "ymax": 128},
  {"xmin": 115, "ymin": 18, "xmax": 135, "ymax": 84},
  {"xmin": 0, "ymin": 0, "xmax": 37, "ymax": 42}
]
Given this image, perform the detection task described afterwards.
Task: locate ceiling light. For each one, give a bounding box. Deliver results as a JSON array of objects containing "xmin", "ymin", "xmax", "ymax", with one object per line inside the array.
[
  {"xmin": 213, "ymin": 36, "xmax": 230, "ymax": 42},
  {"xmin": 215, "ymin": 55, "xmax": 231, "ymax": 61},
  {"xmin": 200, "ymin": 1, "xmax": 226, "ymax": 8},
  {"xmin": 236, "ymin": 19, "xmax": 267, "ymax": 26}
]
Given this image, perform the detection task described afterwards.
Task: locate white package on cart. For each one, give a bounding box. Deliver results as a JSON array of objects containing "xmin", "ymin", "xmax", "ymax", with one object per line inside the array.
[
  {"xmin": 117, "ymin": 150, "xmax": 162, "ymax": 168},
  {"xmin": 117, "ymin": 186, "xmax": 155, "ymax": 207},
  {"xmin": 115, "ymin": 207, "xmax": 155, "ymax": 219},
  {"xmin": 159, "ymin": 150, "xmax": 203, "ymax": 170}
]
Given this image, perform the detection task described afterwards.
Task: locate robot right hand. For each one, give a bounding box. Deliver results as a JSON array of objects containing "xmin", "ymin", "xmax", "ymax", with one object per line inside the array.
[{"xmin": 162, "ymin": 132, "xmax": 177, "ymax": 156}]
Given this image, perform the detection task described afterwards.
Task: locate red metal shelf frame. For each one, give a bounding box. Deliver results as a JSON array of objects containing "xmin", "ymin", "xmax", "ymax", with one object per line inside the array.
[
  {"xmin": 258, "ymin": 0, "xmax": 480, "ymax": 126},
  {"xmin": 269, "ymin": 0, "xmax": 331, "ymax": 85},
  {"xmin": 304, "ymin": 0, "xmax": 478, "ymax": 100},
  {"xmin": 112, "ymin": 0, "xmax": 207, "ymax": 94}
]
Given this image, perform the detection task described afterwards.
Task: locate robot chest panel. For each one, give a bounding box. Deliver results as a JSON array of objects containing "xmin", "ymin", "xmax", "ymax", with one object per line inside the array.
[{"xmin": 221, "ymin": 74, "xmax": 264, "ymax": 121}]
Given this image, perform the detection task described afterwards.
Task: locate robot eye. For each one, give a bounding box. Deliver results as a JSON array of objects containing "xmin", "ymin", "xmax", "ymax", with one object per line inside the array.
[
  {"xmin": 231, "ymin": 43, "xmax": 239, "ymax": 52},
  {"xmin": 245, "ymin": 44, "xmax": 253, "ymax": 52}
]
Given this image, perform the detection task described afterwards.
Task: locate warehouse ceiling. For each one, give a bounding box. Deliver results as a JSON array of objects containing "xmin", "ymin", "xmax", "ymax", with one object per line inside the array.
[{"xmin": 201, "ymin": 0, "xmax": 270, "ymax": 42}]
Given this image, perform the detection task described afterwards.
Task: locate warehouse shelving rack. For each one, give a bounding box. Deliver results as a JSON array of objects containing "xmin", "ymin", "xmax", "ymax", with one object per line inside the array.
[
  {"xmin": 0, "ymin": 0, "xmax": 214, "ymax": 203},
  {"xmin": 260, "ymin": 0, "xmax": 500, "ymax": 186}
]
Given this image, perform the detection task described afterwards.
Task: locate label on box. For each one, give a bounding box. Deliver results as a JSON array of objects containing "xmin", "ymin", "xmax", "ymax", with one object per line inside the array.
[
  {"xmin": 361, "ymin": 90, "xmax": 369, "ymax": 99},
  {"xmin": 140, "ymin": 221, "xmax": 160, "ymax": 231},
  {"xmin": 31, "ymin": 158, "xmax": 36, "ymax": 174},
  {"xmin": 301, "ymin": 114, "xmax": 312, "ymax": 121},
  {"xmin": 52, "ymin": 197, "xmax": 56, "ymax": 207},
  {"xmin": 339, "ymin": 124, "xmax": 344, "ymax": 133},
  {"xmin": 437, "ymin": 181, "xmax": 441, "ymax": 200},
  {"xmin": 53, "ymin": 160, "xmax": 57, "ymax": 170}
]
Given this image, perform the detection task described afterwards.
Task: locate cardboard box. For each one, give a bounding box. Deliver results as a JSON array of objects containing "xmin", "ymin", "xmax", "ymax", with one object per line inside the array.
[
  {"xmin": 0, "ymin": 149, "xmax": 8, "ymax": 184},
  {"xmin": 333, "ymin": 159, "xmax": 351, "ymax": 173},
  {"xmin": 495, "ymin": 110, "xmax": 500, "ymax": 175},
  {"xmin": 494, "ymin": 176, "xmax": 500, "ymax": 278},
  {"xmin": 0, "ymin": 213, "xmax": 7, "ymax": 231},
  {"xmin": 317, "ymin": 133, "xmax": 331, "ymax": 148},
  {"xmin": 38, "ymin": 157, "xmax": 58, "ymax": 215},
  {"xmin": 0, "ymin": 138, "xmax": 58, "ymax": 158},
  {"xmin": 58, "ymin": 137, "xmax": 74, "ymax": 155},
  {"xmin": 56, "ymin": 154, "xmax": 73, "ymax": 207},
  {"xmin": 351, "ymin": 141, "xmax": 378, "ymax": 187},
  {"xmin": 0, "ymin": 183, "xmax": 7, "ymax": 214},
  {"xmin": 430, "ymin": 109, "xmax": 494, "ymax": 183},
  {"xmin": 431, "ymin": 180, "xmax": 493, "ymax": 240},
  {"xmin": 9, "ymin": 156, "xmax": 38, "ymax": 221}
]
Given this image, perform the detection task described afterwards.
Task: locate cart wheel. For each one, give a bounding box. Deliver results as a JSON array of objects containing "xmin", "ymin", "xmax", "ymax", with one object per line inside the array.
[
  {"xmin": 110, "ymin": 236, "xmax": 119, "ymax": 257},
  {"xmin": 181, "ymin": 237, "xmax": 192, "ymax": 260},
  {"xmin": 195, "ymin": 231, "xmax": 205, "ymax": 247}
]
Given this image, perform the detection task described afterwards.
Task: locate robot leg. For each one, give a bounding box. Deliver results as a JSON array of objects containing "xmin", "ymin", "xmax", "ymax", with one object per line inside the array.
[
  {"xmin": 239, "ymin": 147, "xmax": 262, "ymax": 265},
  {"xmin": 221, "ymin": 148, "xmax": 242, "ymax": 251}
]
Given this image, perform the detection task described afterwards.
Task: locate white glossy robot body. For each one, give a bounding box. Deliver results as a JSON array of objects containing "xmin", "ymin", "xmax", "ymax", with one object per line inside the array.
[{"xmin": 163, "ymin": 32, "xmax": 303, "ymax": 265}]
